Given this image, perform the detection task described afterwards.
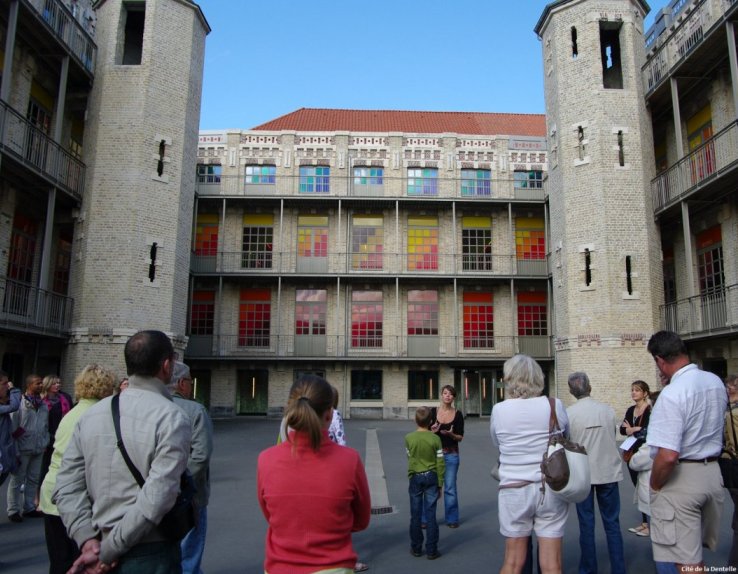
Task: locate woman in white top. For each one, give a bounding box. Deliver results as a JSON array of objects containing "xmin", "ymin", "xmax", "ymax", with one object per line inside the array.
[{"xmin": 490, "ymin": 354, "xmax": 569, "ymax": 574}]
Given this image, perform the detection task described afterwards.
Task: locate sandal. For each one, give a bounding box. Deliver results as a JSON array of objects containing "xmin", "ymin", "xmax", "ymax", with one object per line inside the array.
[
  {"xmin": 628, "ymin": 524, "xmax": 646, "ymax": 534},
  {"xmin": 355, "ymin": 562, "xmax": 369, "ymax": 572},
  {"xmin": 636, "ymin": 526, "xmax": 650, "ymax": 537}
]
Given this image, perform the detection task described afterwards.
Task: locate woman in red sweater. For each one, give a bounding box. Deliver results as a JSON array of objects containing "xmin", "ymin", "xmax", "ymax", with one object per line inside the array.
[{"xmin": 257, "ymin": 375, "xmax": 371, "ymax": 574}]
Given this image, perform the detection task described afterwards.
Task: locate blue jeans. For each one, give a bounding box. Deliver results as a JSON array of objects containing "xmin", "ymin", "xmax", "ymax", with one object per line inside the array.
[
  {"xmin": 409, "ymin": 471, "xmax": 439, "ymax": 555},
  {"xmin": 442, "ymin": 452, "xmax": 459, "ymax": 524},
  {"xmin": 575, "ymin": 483, "xmax": 625, "ymax": 574},
  {"xmin": 181, "ymin": 506, "xmax": 207, "ymax": 574}
]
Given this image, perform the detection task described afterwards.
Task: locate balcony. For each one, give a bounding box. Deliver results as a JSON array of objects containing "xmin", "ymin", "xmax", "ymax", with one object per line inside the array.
[
  {"xmin": 651, "ymin": 120, "xmax": 738, "ymax": 214},
  {"xmin": 25, "ymin": 0, "xmax": 97, "ymax": 74},
  {"xmin": 660, "ymin": 283, "xmax": 738, "ymax": 338},
  {"xmin": 195, "ymin": 173, "xmax": 546, "ymax": 201},
  {"xmin": 642, "ymin": 0, "xmax": 731, "ymax": 98},
  {"xmin": 190, "ymin": 250, "xmax": 549, "ymax": 277},
  {"xmin": 0, "ymin": 276, "xmax": 73, "ymax": 337},
  {"xmin": 185, "ymin": 334, "xmax": 553, "ymax": 360},
  {"xmin": 0, "ymin": 100, "xmax": 86, "ymax": 201}
]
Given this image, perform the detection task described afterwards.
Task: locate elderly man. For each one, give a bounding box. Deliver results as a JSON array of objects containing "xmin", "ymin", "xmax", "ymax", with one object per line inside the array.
[
  {"xmin": 646, "ymin": 331, "xmax": 725, "ymax": 573},
  {"xmin": 567, "ymin": 371, "xmax": 625, "ymax": 574},
  {"xmin": 54, "ymin": 330, "xmax": 191, "ymax": 573},
  {"xmin": 168, "ymin": 361, "xmax": 213, "ymax": 574}
]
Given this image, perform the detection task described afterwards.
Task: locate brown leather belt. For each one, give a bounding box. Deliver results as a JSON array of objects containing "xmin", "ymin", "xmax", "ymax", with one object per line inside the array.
[{"xmin": 678, "ymin": 457, "xmax": 718, "ymax": 463}]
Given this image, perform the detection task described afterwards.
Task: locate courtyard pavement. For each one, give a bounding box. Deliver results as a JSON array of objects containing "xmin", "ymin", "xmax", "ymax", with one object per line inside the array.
[{"xmin": 0, "ymin": 416, "xmax": 733, "ymax": 573}]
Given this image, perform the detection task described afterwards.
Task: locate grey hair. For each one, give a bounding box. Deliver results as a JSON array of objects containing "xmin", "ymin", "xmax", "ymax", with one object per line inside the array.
[
  {"xmin": 503, "ymin": 354, "xmax": 545, "ymax": 399},
  {"xmin": 568, "ymin": 372, "xmax": 591, "ymax": 399},
  {"xmin": 168, "ymin": 361, "xmax": 191, "ymax": 389}
]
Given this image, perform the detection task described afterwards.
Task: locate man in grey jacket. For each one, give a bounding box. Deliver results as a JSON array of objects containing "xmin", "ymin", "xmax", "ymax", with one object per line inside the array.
[
  {"xmin": 567, "ymin": 371, "xmax": 625, "ymax": 574},
  {"xmin": 55, "ymin": 330, "xmax": 191, "ymax": 573},
  {"xmin": 168, "ymin": 361, "xmax": 213, "ymax": 574}
]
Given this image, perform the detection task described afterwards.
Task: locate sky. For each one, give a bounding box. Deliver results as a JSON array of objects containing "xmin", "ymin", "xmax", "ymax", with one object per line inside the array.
[{"xmin": 196, "ymin": 0, "xmax": 667, "ymax": 131}]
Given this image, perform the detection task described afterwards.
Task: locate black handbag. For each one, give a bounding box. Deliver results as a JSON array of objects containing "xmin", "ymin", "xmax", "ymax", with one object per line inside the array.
[
  {"xmin": 111, "ymin": 394, "xmax": 198, "ymax": 540},
  {"xmin": 720, "ymin": 403, "xmax": 738, "ymax": 489}
]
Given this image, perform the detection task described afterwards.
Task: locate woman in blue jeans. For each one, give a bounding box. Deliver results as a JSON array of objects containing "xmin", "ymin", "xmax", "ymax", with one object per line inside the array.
[{"xmin": 429, "ymin": 385, "xmax": 464, "ymax": 528}]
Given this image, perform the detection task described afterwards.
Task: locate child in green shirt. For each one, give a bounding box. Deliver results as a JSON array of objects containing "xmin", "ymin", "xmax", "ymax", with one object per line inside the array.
[{"xmin": 405, "ymin": 406, "xmax": 445, "ymax": 560}]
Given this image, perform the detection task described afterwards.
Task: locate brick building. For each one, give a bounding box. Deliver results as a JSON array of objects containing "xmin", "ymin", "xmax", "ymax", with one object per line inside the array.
[{"xmin": 0, "ymin": 0, "xmax": 209, "ymax": 385}]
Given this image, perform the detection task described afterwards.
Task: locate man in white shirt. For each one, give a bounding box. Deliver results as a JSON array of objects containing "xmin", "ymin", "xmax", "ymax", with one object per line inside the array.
[
  {"xmin": 567, "ymin": 372, "xmax": 625, "ymax": 574},
  {"xmin": 646, "ymin": 330, "xmax": 725, "ymax": 572}
]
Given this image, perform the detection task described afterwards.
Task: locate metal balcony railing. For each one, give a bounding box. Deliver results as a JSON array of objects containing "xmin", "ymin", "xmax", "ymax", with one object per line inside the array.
[
  {"xmin": 26, "ymin": 0, "xmax": 97, "ymax": 74},
  {"xmin": 642, "ymin": 0, "xmax": 727, "ymax": 96},
  {"xmin": 0, "ymin": 99, "xmax": 86, "ymax": 201},
  {"xmin": 190, "ymin": 251, "xmax": 549, "ymax": 277},
  {"xmin": 185, "ymin": 334, "xmax": 552, "ymax": 360},
  {"xmin": 651, "ymin": 120, "xmax": 738, "ymax": 213},
  {"xmin": 195, "ymin": 173, "xmax": 546, "ymax": 201},
  {"xmin": 660, "ymin": 283, "xmax": 738, "ymax": 336},
  {"xmin": 0, "ymin": 276, "xmax": 73, "ymax": 336}
]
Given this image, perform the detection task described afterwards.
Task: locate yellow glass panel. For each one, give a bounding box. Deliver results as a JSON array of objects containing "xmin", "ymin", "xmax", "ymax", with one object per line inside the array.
[
  {"xmin": 298, "ymin": 215, "xmax": 328, "ymax": 226},
  {"xmin": 31, "ymin": 81, "xmax": 54, "ymax": 111},
  {"xmin": 197, "ymin": 214, "xmax": 219, "ymax": 224},
  {"xmin": 353, "ymin": 215, "xmax": 383, "ymax": 226},
  {"xmin": 686, "ymin": 104, "xmax": 712, "ymax": 135},
  {"xmin": 516, "ymin": 217, "xmax": 544, "ymax": 229},
  {"xmin": 408, "ymin": 216, "xmax": 438, "ymax": 226},
  {"xmin": 243, "ymin": 214, "xmax": 274, "ymax": 225},
  {"xmin": 462, "ymin": 216, "xmax": 491, "ymax": 228}
]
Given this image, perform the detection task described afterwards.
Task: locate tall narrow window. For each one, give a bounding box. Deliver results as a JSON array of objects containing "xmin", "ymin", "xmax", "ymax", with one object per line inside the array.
[
  {"xmin": 617, "ymin": 131, "xmax": 625, "ymax": 166},
  {"xmin": 463, "ymin": 291, "xmax": 494, "ymax": 348},
  {"xmin": 571, "ymin": 26, "xmax": 578, "ymax": 58},
  {"xmin": 584, "ymin": 249, "xmax": 592, "ymax": 286},
  {"xmin": 407, "ymin": 290, "xmax": 438, "ymax": 336},
  {"xmin": 239, "ymin": 288, "xmax": 271, "ymax": 347},
  {"xmin": 687, "ymin": 105, "xmax": 715, "ymax": 184},
  {"xmin": 121, "ymin": 2, "xmax": 145, "ymax": 65},
  {"xmin": 462, "ymin": 216, "xmax": 492, "ymax": 271},
  {"xmin": 190, "ymin": 291, "xmax": 215, "ymax": 335},
  {"xmin": 407, "ymin": 216, "xmax": 438, "ymax": 271},
  {"xmin": 625, "ymin": 255, "xmax": 633, "ymax": 295},
  {"xmin": 52, "ymin": 230, "xmax": 73, "ymax": 295},
  {"xmin": 696, "ymin": 226, "xmax": 724, "ymax": 295},
  {"xmin": 663, "ymin": 246, "xmax": 676, "ymax": 303},
  {"xmin": 242, "ymin": 214, "xmax": 273, "ymax": 269},
  {"xmin": 351, "ymin": 215, "xmax": 383, "ymax": 270},
  {"xmin": 600, "ymin": 22, "xmax": 623, "ymax": 89},
  {"xmin": 7, "ymin": 214, "xmax": 38, "ymax": 283},
  {"xmin": 351, "ymin": 290, "xmax": 382, "ymax": 348}
]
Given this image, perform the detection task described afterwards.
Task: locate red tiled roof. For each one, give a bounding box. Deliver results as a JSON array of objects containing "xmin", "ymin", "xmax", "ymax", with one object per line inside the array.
[{"xmin": 252, "ymin": 108, "xmax": 546, "ymax": 137}]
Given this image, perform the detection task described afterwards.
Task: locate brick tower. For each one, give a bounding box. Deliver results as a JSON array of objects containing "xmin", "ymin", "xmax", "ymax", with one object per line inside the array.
[
  {"xmin": 535, "ymin": 0, "xmax": 663, "ymax": 411},
  {"xmin": 64, "ymin": 0, "xmax": 210, "ymax": 379}
]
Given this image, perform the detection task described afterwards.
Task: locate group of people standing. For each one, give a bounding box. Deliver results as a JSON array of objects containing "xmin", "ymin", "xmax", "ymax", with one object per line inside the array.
[{"xmin": 0, "ymin": 330, "xmax": 214, "ymax": 574}]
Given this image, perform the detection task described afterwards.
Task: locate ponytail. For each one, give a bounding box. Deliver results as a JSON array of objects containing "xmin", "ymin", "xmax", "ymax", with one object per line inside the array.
[{"xmin": 284, "ymin": 375, "xmax": 334, "ymax": 452}]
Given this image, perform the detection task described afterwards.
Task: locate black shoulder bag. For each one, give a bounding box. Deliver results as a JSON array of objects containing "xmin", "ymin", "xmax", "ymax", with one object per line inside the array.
[
  {"xmin": 720, "ymin": 401, "xmax": 738, "ymax": 489},
  {"xmin": 111, "ymin": 394, "xmax": 198, "ymax": 541}
]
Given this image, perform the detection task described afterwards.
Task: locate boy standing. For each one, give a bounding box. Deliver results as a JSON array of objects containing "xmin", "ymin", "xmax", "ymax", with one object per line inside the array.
[{"xmin": 405, "ymin": 406, "xmax": 445, "ymax": 560}]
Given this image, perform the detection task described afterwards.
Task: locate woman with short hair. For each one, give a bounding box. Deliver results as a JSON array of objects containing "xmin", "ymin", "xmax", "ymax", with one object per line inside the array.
[
  {"xmin": 258, "ymin": 375, "xmax": 371, "ymax": 574},
  {"xmin": 490, "ymin": 354, "xmax": 569, "ymax": 574}
]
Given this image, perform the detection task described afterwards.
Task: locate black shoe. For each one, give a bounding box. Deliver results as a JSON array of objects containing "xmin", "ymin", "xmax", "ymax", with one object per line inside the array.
[
  {"xmin": 411, "ymin": 549, "xmax": 422, "ymax": 557},
  {"xmin": 22, "ymin": 510, "xmax": 43, "ymax": 518},
  {"xmin": 427, "ymin": 551, "xmax": 442, "ymax": 560},
  {"xmin": 8, "ymin": 513, "xmax": 22, "ymax": 523}
]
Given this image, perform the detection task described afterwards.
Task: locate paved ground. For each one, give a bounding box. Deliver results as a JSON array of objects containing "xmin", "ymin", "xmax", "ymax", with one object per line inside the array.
[{"xmin": 0, "ymin": 417, "xmax": 734, "ymax": 573}]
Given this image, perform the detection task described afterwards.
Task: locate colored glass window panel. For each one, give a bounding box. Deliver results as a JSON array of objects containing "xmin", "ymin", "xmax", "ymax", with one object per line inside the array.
[
  {"xmin": 295, "ymin": 289, "xmax": 326, "ymax": 336},
  {"xmin": 463, "ymin": 291, "xmax": 494, "ymax": 348},
  {"xmin": 7, "ymin": 214, "xmax": 37, "ymax": 283},
  {"xmin": 407, "ymin": 168, "xmax": 438, "ymax": 196},
  {"xmin": 239, "ymin": 288, "xmax": 271, "ymax": 347},
  {"xmin": 197, "ymin": 164, "xmax": 221, "ymax": 183},
  {"xmin": 190, "ymin": 290, "xmax": 215, "ymax": 335},
  {"xmin": 407, "ymin": 290, "xmax": 438, "ymax": 336},
  {"xmin": 697, "ymin": 227, "xmax": 724, "ymax": 296},
  {"xmin": 353, "ymin": 167, "xmax": 383, "ymax": 186},
  {"xmin": 299, "ymin": 166, "xmax": 330, "ymax": 193},
  {"xmin": 242, "ymin": 214, "xmax": 273, "ymax": 269},
  {"xmin": 245, "ymin": 165, "xmax": 276, "ymax": 184},
  {"xmin": 514, "ymin": 170, "xmax": 543, "ymax": 189},
  {"xmin": 297, "ymin": 214, "xmax": 328, "ymax": 258},
  {"xmin": 460, "ymin": 169, "xmax": 491, "ymax": 196},
  {"xmin": 352, "ymin": 215, "xmax": 384, "ymax": 270},
  {"xmin": 407, "ymin": 216, "xmax": 438, "ymax": 271},
  {"xmin": 517, "ymin": 292, "xmax": 547, "ymax": 336},
  {"xmin": 515, "ymin": 217, "xmax": 545, "ymax": 260},
  {"xmin": 195, "ymin": 214, "xmax": 219, "ymax": 257},
  {"xmin": 462, "ymin": 216, "xmax": 492, "ymax": 271},
  {"xmin": 351, "ymin": 290, "xmax": 383, "ymax": 348}
]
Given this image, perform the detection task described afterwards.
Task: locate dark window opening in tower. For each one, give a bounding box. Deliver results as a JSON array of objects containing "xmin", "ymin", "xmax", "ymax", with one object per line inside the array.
[
  {"xmin": 585, "ymin": 249, "xmax": 592, "ymax": 286},
  {"xmin": 600, "ymin": 23, "xmax": 623, "ymax": 89},
  {"xmin": 121, "ymin": 2, "xmax": 145, "ymax": 65},
  {"xmin": 571, "ymin": 27, "xmax": 578, "ymax": 58},
  {"xmin": 618, "ymin": 130, "xmax": 625, "ymax": 166},
  {"xmin": 578, "ymin": 126, "xmax": 585, "ymax": 160},
  {"xmin": 626, "ymin": 255, "xmax": 633, "ymax": 294},
  {"xmin": 157, "ymin": 139, "xmax": 165, "ymax": 176}
]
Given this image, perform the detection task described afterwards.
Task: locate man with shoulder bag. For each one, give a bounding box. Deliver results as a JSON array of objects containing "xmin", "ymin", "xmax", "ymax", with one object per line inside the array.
[{"xmin": 54, "ymin": 330, "xmax": 191, "ymax": 574}]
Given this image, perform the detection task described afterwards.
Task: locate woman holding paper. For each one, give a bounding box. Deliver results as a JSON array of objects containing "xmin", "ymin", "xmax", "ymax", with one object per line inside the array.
[{"xmin": 619, "ymin": 380, "xmax": 651, "ymax": 536}]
